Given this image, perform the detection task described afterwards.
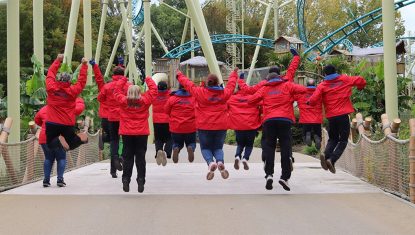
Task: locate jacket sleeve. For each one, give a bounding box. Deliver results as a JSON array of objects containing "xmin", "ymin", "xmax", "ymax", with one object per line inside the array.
[
  {"xmin": 177, "ymin": 72, "xmax": 199, "ymax": 96},
  {"xmin": 141, "ymin": 77, "xmax": 158, "ymax": 106},
  {"xmin": 34, "ymin": 109, "xmax": 44, "ymax": 127},
  {"xmin": 238, "ymin": 79, "xmax": 266, "ymax": 95},
  {"xmin": 284, "ymin": 55, "xmax": 300, "ymax": 82},
  {"xmin": 308, "ymin": 85, "xmax": 323, "ymax": 106},
  {"xmin": 93, "ymin": 64, "xmax": 105, "ymax": 91},
  {"xmin": 46, "ymin": 59, "xmax": 61, "ymax": 92},
  {"xmin": 112, "ymin": 82, "xmax": 128, "ymax": 106},
  {"xmin": 291, "ymin": 83, "xmax": 308, "ymax": 95},
  {"xmin": 164, "ymin": 97, "xmax": 173, "ymax": 116},
  {"xmin": 97, "ymin": 86, "xmax": 107, "ymax": 103},
  {"xmin": 74, "ymin": 98, "xmax": 85, "ymax": 116},
  {"xmin": 224, "ymin": 71, "xmax": 238, "ymax": 100},
  {"xmin": 67, "ymin": 64, "xmax": 88, "ymax": 98},
  {"xmin": 349, "ymin": 75, "xmax": 366, "ymax": 90},
  {"xmin": 247, "ymin": 87, "xmax": 265, "ymax": 105}
]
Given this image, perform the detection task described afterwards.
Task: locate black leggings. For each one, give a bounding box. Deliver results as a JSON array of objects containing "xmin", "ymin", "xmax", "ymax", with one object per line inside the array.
[
  {"xmin": 122, "ymin": 135, "xmax": 148, "ymax": 183},
  {"xmin": 324, "ymin": 114, "xmax": 350, "ymax": 165},
  {"xmin": 101, "ymin": 118, "xmax": 110, "ymax": 143},
  {"xmin": 154, "ymin": 123, "xmax": 172, "ymax": 158},
  {"xmin": 46, "ymin": 122, "xmax": 83, "ymax": 150}
]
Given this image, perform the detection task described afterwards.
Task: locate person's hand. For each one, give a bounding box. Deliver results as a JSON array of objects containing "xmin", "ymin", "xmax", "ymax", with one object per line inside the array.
[
  {"xmin": 81, "ymin": 57, "xmax": 88, "ymax": 65},
  {"xmin": 57, "ymin": 54, "xmax": 64, "ymax": 62},
  {"xmin": 239, "ymin": 73, "xmax": 245, "ymax": 80},
  {"xmin": 118, "ymin": 56, "xmax": 124, "ymax": 65},
  {"xmin": 89, "ymin": 59, "xmax": 96, "ymax": 66},
  {"xmin": 290, "ymin": 48, "xmax": 299, "ymax": 56}
]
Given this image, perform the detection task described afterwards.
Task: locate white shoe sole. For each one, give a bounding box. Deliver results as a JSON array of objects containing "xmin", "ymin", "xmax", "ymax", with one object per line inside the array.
[
  {"xmin": 156, "ymin": 150, "xmax": 163, "ymax": 165},
  {"xmin": 161, "ymin": 151, "xmax": 167, "ymax": 166}
]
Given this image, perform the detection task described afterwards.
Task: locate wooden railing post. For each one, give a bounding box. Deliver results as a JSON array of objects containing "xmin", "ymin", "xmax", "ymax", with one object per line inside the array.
[
  {"xmin": 409, "ymin": 119, "xmax": 415, "ymax": 203},
  {"xmin": 363, "ymin": 117, "xmax": 372, "ymax": 136}
]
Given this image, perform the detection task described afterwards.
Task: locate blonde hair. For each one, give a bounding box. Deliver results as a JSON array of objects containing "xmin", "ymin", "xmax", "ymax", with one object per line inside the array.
[{"xmin": 127, "ymin": 85, "xmax": 141, "ymax": 106}]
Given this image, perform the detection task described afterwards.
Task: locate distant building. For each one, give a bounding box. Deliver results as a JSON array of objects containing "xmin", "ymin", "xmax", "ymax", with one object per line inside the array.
[{"xmin": 274, "ymin": 36, "xmax": 305, "ymax": 54}]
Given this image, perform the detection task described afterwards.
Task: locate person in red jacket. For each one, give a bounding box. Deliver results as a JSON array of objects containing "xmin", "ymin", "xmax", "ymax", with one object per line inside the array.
[
  {"xmin": 227, "ymin": 77, "xmax": 261, "ymax": 171},
  {"xmin": 176, "ymin": 69, "xmax": 237, "ymax": 180},
  {"xmin": 164, "ymin": 84, "xmax": 196, "ymax": 164},
  {"xmin": 248, "ymin": 68, "xmax": 307, "ymax": 191},
  {"xmin": 308, "ymin": 64, "xmax": 366, "ymax": 174},
  {"xmin": 294, "ymin": 78, "xmax": 323, "ymax": 150},
  {"xmin": 89, "ymin": 59, "xmax": 111, "ymax": 147},
  {"xmin": 113, "ymin": 76, "xmax": 157, "ymax": 193},
  {"xmin": 97, "ymin": 62, "xmax": 129, "ymax": 178},
  {"xmin": 36, "ymin": 97, "xmax": 85, "ymax": 187},
  {"xmin": 152, "ymin": 81, "xmax": 172, "ymax": 166},
  {"xmin": 45, "ymin": 54, "xmax": 88, "ymax": 153}
]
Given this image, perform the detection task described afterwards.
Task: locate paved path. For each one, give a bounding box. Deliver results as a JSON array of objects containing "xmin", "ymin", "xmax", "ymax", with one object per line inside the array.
[{"xmin": 1, "ymin": 145, "xmax": 415, "ymax": 234}]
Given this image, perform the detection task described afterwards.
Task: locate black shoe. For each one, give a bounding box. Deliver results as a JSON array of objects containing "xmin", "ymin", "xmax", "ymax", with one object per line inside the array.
[
  {"xmin": 114, "ymin": 157, "xmax": 123, "ymax": 171},
  {"xmin": 122, "ymin": 179, "xmax": 130, "ymax": 192},
  {"xmin": 265, "ymin": 175, "xmax": 273, "ymax": 190},
  {"xmin": 111, "ymin": 172, "xmax": 118, "ymax": 178},
  {"xmin": 278, "ymin": 179, "xmax": 290, "ymax": 191},
  {"xmin": 137, "ymin": 178, "xmax": 145, "ymax": 193},
  {"xmin": 326, "ymin": 159, "xmax": 336, "ymax": 174},
  {"xmin": 43, "ymin": 180, "xmax": 51, "ymax": 188},
  {"xmin": 57, "ymin": 179, "xmax": 66, "ymax": 187}
]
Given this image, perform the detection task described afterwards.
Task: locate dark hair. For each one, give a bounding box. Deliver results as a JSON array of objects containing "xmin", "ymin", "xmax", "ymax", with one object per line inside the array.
[
  {"xmin": 323, "ymin": 64, "xmax": 336, "ymax": 76},
  {"xmin": 113, "ymin": 66, "xmax": 125, "ymax": 75},
  {"xmin": 306, "ymin": 78, "xmax": 315, "ymax": 87},
  {"xmin": 158, "ymin": 81, "xmax": 168, "ymax": 91},
  {"xmin": 268, "ymin": 66, "xmax": 280, "ymax": 75},
  {"xmin": 207, "ymin": 74, "xmax": 219, "ymax": 86},
  {"xmin": 178, "ymin": 84, "xmax": 185, "ymax": 90}
]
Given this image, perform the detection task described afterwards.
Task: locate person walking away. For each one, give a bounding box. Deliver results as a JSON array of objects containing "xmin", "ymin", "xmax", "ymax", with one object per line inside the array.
[{"xmin": 308, "ymin": 64, "xmax": 366, "ymax": 174}]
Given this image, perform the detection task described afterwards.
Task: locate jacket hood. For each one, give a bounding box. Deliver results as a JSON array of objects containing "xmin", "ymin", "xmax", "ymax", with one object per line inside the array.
[
  {"xmin": 324, "ymin": 73, "xmax": 340, "ymax": 81},
  {"xmin": 264, "ymin": 77, "xmax": 285, "ymax": 86},
  {"xmin": 206, "ymin": 85, "xmax": 224, "ymax": 91},
  {"xmin": 172, "ymin": 89, "xmax": 191, "ymax": 97},
  {"xmin": 306, "ymin": 86, "xmax": 316, "ymax": 90}
]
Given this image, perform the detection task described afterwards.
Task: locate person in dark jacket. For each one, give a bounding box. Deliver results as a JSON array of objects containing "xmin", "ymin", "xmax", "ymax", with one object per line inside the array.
[
  {"xmin": 165, "ymin": 84, "xmax": 196, "ymax": 163},
  {"xmin": 152, "ymin": 81, "xmax": 172, "ymax": 166},
  {"xmin": 176, "ymin": 69, "xmax": 238, "ymax": 180},
  {"xmin": 294, "ymin": 78, "xmax": 323, "ymax": 150},
  {"xmin": 308, "ymin": 64, "xmax": 366, "ymax": 174}
]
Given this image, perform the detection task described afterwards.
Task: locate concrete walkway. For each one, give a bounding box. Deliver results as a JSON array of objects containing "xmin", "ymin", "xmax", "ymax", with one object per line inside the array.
[{"xmin": 1, "ymin": 144, "xmax": 415, "ymax": 234}]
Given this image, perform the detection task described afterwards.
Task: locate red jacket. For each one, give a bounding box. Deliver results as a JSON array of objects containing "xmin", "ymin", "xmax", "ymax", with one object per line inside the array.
[
  {"xmin": 227, "ymin": 90, "xmax": 261, "ymax": 130},
  {"xmin": 152, "ymin": 90, "xmax": 170, "ymax": 123},
  {"xmin": 97, "ymin": 74, "xmax": 131, "ymax": 121},
  {"xmin": 294, "ymin": 87, "xmax": 323, "ymax": 124},
  {"xmin": 114, "ymin": 77, "xmax": 157, "ymax": 136},
  {"xmin": 92, "ymin": 64, "xmax": 110, "ymax": 119},
  {"xmin": 164, "ymin": 90, "xmax": 196, "ymax": 133},
  {"xmin": 248, "ymin": 78, "xmax": 307, "ymax": 123},
  {"xmin": 36, "ymin": 98, "xmax": 85, "ymax": 144},
  {"xmin": 283, "ymin": 55, "xmax": 300, "ymax": 82},
  {"xmin": 177, "ymin": 71, "xmax": 238, "ymax": 130},
  {"xmin": 308, "ymin": 74, "xmax": 366, "ymax": 118},
  {"xmin": 45, "ymin": 59, "xmax": 87, "ymax": 126}
]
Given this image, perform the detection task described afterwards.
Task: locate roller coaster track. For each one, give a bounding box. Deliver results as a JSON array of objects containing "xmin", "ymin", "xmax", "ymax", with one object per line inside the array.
[
  {"xmin": 299, "ymin": 0, "xmax": 415, "ymax": 57},
  {"xmin": 163, "ymin": 34, "xmax": 274, "ymax": 58}
]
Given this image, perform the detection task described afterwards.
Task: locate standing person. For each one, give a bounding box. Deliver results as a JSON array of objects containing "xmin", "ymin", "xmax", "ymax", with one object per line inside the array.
[
  {"xmin": 45, "ymin": 54, "xmax": 88, "ymax": 152},
  {"xmin": 227, "ymin": 77, "xmax": 261, "ymax": 170},
  {"xmin": 89, "ymin": 59, "xmax": 110, "ymax": 149},
  {"xmin": 164, "ymin": 84, "xmax": 196, "ymax": 164},
  {"xmin": 308, "ymin": 64, "xmax": 366, "ymax": 174},
  {"xmin": 113, "ymin": 76, "xmax": 157, "ymax": 193},
  {"xmin": 248, "ymin": 71, "xmax": 307, "ymax": 191},
  {"xmin": 35, "ymin": 98, "xmax": 85, "ymax": 187},
  {"xmin": 294, "ymin": 78, "xmax": 323, "ymax": 150},
  {"xmin": 176, "ymin": 69, "xmax": 238, "ymax": 180},
  {"xmin": 97, "ymin": 58, "xmax": 128, "ymax": 178},
  {"xmin": 152, "ymin": 81, "xmax": 172, "ymax": 166}
]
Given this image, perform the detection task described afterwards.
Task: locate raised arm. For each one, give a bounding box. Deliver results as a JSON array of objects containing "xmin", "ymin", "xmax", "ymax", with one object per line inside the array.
[
  {"xmin": 284, "ymin": 54, "xmax": 300, "ymax": 82},
  {"xmin": 46, "ymin": 55, "xmax": 63, "ymax": 92},
  {"xmin": 349, "ymin": 75, "xmax": 366, "ymax": 90},
  {"xmin": 90, "ymin": 59, "xmax": 105, "ymax": 91},
  {"xmin": 176, "ymin": 71, "xmax": 198, "ymax": 95},
  {"xmin": 224, "ymin": 70, "xmax": 238, "ymax": 100},
  {"xmin": 67, "ymin": 61, "xmax": 88, "ymax": 98},
  {"xmin": 141, "ymin": 77, "xmax": 158, "ymax": 106}
]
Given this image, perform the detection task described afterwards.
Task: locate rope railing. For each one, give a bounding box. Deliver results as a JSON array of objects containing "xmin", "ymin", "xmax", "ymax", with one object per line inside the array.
[
  {"xmin": 0, "ymin": 117, "xmax": 101, "ymax": 192},
  {"xmin": 322, "ymin": 113, "xmax": 415, "ymax": 202}
]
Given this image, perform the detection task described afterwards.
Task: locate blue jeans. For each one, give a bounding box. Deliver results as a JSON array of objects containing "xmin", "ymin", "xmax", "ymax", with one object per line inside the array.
[
  {"xmin": 198, "ymin": 130, "xmax": 227, "ymax": 165},
  {"xmin": 235, "ymin": 130, "xmax": 257, "ymax": 160},
  {"xmin": 41, "ymin": 144, "xmax": 66, "ymax": 182},
  {"xmin": 171, "ymin": 132, "xmax": 196, "ymax": 152}
]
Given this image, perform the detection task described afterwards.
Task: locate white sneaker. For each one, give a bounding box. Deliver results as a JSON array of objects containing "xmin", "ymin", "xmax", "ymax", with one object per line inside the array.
[
  {"xmin": 242, "ymin": 158, "xmax": 249, "ymax": 170},
  {"xmin": 265, "ymin": 175, "xmax": 273, "ymax": 190},
  {"xmin": 234, "ymin": 157, "xmax": 240, "ymax": 170},
  {"xmin": 161, "ymin": 151, "xmax": 167, "ymax": 166},
  {"xmin": 156, "ymin": 150, "xmax": 163, "ymax": 165},
  {"xmin": 278, "ymin": 179, "xmax": 290, "ymax": 191}
]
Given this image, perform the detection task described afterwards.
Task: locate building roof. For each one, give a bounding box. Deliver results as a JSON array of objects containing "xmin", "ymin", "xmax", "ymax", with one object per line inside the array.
[
  {"xmin": 274, "ymin": 36, "xmax": 305, "ymax": 44},
  {"xmin": 180, "ymin": 56, "xmax": 225, "ymax": 67},
  {"xmin": 330, "ymin": 40, "xmax": 406, "ymax": 56}
]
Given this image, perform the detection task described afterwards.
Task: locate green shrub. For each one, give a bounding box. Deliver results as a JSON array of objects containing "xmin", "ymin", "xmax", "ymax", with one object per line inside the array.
[
  {"xmin": 303, "ymin": 144, "xmax": 319, "ymax": 156},
  {"xmin": 225, "ymin": 130, "xmax": 236, "ymax": 145}
]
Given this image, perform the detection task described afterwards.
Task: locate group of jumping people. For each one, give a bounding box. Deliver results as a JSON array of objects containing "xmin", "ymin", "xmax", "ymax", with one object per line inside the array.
[{"xmin": 36, "ymin": 48, "xmax": 366, "ymax": 193}]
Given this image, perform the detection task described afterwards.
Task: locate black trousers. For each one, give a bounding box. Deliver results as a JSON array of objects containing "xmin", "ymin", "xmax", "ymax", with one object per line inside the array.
[
  {"xmin": 302, "ymin": 123, "xmax": 322, "ymax": 146},
  {"xmin": 154, "ymin": 123, "xmax": 172, "ymax": 158},
  {"xmin": 46, "ymin": 122, "xmax": 83, "ymax": 150},
  {"xmin": 324, "ymin": 114, "xmax": 350, "ymax": 165},
  {"xmin": 122, "ymin": 135, "xmax": 148, "ymax": 183},
  {"xmin": 235, "ymin": 130, "xmax": 257, "ymax": 160},
  {"xmin": 101, "ymin": 118, "xmax": 110, "ymax": 143},
  {"xmin": 108, "ymin": 121, "xmax": 122, "ymax": 174},
  {"xmin": 262, "ymin": 120, "xmax": 292, "ymax": 180}
]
